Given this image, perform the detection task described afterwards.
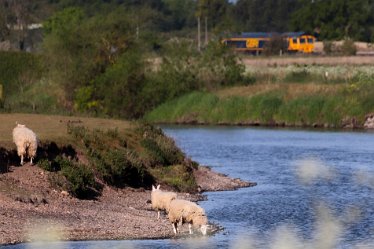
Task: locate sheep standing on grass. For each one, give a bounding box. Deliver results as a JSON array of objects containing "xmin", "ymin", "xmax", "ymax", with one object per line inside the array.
[
  {"xmin": 12, "ymin": 123, "xmax": 38, "ymax": 165},
  {"xmin": 168, "ymin": 199, "xmax": 208, "ymax": 235},
  {"xmin": 151, "ymin": 185, "xmax": 177, "ymax": 219}
]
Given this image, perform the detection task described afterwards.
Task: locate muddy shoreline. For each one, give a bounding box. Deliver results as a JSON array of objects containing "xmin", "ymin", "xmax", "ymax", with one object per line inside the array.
[{"xmin": 0, "ymin": 164, "xmax": 255, "ymax": 245}]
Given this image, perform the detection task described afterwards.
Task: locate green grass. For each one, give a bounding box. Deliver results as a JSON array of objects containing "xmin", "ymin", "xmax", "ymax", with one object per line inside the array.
[
  {"xmin": 0, "ymin": 113, "xmax": 133, "ymax": 148},
  {"xmin": 0, "ymin": 114, "xmax": 198, "ymax": 197},
  {"xmin": 145, "ymin": 81, "xmax": 374, "ymax": 128}
]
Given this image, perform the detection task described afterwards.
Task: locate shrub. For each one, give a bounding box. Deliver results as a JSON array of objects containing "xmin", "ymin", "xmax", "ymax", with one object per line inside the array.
[
  {"xmin": 341, "ymin": 39, "xmax": 357, "ymax": 56},
  {"xmin": 150, "ymin": 164, "xmax": 197, "ymax": 193},
  {"xmin": 138, "ymin": 122, "xmax": 185, "ymax": 167},
  {"xmin": 0, "ymin": 51, "xmax": 43, "ymax": 95},
  {"xmin": 323, "ymin": 41, "xmax": 334, "ymax": 55},
  {"xmin": 95, "ymin": 149, "xmax": 151, "ymax": 188},
  {"xmin": 69, "ymin": 124, "xmax": 154, "ymax": 188},
  {"xmin": 60, "ymin": 160, "xmax": 97, "ymax": 199},
  {"xmin": 46, "ymin": 156, "xmax": 98, "ymax": 199},
  {"xmin": 38, "ymin": 159, "xmax": 61, "ymax": 172}
]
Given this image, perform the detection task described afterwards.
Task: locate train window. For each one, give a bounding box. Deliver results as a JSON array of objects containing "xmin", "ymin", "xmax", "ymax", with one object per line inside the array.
[
  {"xmin": 300, "ymin": 38, "xmax": 306, "ymax": 44},
  {"xmin": 307, "ymin": 38, "xmax": 314, "ymax": 43},
  {"xmin": 292, "ymin": 38, "xmax": 297, "ymax": 43}
]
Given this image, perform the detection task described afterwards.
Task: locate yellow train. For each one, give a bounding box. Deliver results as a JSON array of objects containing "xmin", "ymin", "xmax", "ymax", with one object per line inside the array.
[{"xmin": 222, "ymin": 32, "xmax": 316, "ymax": 54}]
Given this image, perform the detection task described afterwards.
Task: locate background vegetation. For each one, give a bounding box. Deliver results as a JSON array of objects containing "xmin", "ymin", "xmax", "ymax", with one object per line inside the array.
[
  {"xmin": 0, "ymin": 0, "xmax": 374, "ymax": 126},
  {"xmin": 145, "ymin": 68, "xmax": 374, "ymax": 128}
]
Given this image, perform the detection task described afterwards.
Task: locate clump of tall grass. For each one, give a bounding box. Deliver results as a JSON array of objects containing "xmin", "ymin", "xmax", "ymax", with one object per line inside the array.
[{"xmin": 146, "ymin": 80, "xmax": 374, "ymax": 128}]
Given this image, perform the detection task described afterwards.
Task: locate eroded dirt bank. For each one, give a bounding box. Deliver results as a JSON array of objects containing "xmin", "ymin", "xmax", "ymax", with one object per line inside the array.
[{"xmin": 0, "ymin": 164, "xmax": 255, "ymax": 245}]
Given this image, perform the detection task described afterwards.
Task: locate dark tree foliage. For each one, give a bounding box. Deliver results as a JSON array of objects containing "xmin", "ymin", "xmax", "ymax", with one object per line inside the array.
[
  {"xmin": 291, "ymin": 0, "xmax": 374, "ymax": 42},
  {"xmin": 233, "ymin": 0, "xmax": 300, "ymax": 32}
]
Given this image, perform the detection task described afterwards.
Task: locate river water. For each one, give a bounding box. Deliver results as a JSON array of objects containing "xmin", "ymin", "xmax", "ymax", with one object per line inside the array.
[{"xmin": 2, "ymin": 126, "xmax": 374, "ymax": 249}]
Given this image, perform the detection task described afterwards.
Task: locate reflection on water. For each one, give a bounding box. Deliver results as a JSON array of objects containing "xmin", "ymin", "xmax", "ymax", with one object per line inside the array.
[{"xmin": 2, "ymin": 126, "xmax": 374, "ymax": 249}]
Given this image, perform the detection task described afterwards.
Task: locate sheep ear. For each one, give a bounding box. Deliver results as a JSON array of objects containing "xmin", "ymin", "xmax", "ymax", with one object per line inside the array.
[
  {"xmin": 157, "ymin": 184, "xmax": 160, "ymax": 190},
  {"xmin": 152, "ymin": 185, "xmax": 156, "ymax": 190}
]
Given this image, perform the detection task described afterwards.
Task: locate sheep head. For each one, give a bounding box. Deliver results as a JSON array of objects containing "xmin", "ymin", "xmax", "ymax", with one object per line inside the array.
[{"xmin": 152, "ymin": 184, "xmax": 161, "ymax": 191}]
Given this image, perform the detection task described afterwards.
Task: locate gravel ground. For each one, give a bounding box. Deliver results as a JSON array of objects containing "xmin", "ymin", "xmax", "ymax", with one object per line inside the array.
[{"xmin": 0, "ymin": 164, "xmax": 255, "ymax": 245}]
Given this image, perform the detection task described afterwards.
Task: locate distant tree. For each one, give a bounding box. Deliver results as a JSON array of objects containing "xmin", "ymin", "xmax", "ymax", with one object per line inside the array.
[
  {"xmin": 0, "ymin": 5, "xmax": 9, "ymax": 41},
  {"xmin": 291, "ymin": 0, "xmax": 374, "ymax": 42},
  {"xmin": 162, "ymin": 0, "xmax": 196, "ymax": 30},
  {"xmin": 233, "ymin": 0, "xmax": 300, "ymax": 32}
]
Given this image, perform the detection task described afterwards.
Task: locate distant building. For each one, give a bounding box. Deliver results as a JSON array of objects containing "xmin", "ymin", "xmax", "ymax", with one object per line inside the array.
[{"xmin": 2, "ymin": 23, "xmax": 43, "ymax": 52}]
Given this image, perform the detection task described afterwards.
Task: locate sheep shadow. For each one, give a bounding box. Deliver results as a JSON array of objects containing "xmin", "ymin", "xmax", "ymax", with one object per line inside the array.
[
  {"xmin": 0, "ymin": 147, "xmax": 20, "ymax": 173},
  {"xmin": 37, "ymin": 141, "xmax": 77, "ymax": 162}
]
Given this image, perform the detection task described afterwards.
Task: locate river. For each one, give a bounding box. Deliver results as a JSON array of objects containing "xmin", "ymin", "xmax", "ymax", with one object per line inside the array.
[{"xmin": 2, "ymin": 126, "xmax": 374, "ymax": 249}]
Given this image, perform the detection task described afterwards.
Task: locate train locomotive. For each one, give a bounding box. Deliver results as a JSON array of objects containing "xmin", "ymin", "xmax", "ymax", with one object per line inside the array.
[{"xmin": 222, "ymin": 32, "xmax": 316, "ymax": 54}]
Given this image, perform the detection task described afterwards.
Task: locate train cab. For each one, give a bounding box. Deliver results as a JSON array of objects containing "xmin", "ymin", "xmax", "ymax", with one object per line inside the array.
[
  {"xmin": 222, "ymin": 32, "xmax": 316, "ymax": 54},
  {"xmin": 285, "ymin": 32, "xmax": 316, "ymax": 53}
]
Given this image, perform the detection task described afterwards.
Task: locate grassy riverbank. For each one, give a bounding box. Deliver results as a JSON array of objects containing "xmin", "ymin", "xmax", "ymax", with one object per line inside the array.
[
  {"xmin": 0, "ymin": 114, "xmax": 199, "ymax": 196},
  {"xmin": 145, "ymin": 73, "xmax": 374, "ymax": 128},
  {"xmin": 0, "ymin": 114, "xmax": 253, "ymax": 245}
]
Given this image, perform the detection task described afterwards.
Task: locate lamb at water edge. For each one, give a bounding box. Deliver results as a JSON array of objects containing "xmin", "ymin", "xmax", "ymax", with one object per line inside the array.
[{"xmin": 168, "ymin": 199, "xmax": 208, "ymax": 235}]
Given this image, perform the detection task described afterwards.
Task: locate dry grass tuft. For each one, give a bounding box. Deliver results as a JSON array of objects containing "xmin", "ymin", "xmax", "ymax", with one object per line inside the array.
[{"xmin": 215, "ymin": 83, "xmax": 341, "ymax": 100}]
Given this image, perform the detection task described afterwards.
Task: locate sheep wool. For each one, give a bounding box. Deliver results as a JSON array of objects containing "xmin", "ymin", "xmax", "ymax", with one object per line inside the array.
[
  {"xmin": 12, "ymin": 123, "xmax": 38, "ymax": 165},
  {"xmin": 151, "ymin": 185, "xmax": 177, "ymax": 219},
  {"xmin": 168, "ymin": 199, "xmax": 208, "ymax": 235}
]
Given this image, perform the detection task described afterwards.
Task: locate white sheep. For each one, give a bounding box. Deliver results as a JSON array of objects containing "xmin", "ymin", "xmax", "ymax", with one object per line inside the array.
[
  {"xmin": 12, "ymin": 123, "xmax": 38, "ymax": 165},
  {"xmin": 151, "ymin": 185, "xmax": 177, "ymax": 219},
  {"xmin": 168, "ymin": 199, "xmax": 208, "ymax": 235}
]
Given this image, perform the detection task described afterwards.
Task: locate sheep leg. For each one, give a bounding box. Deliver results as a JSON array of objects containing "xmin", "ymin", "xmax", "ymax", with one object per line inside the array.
[
  {"xmin": 200, "ymin": 225, "xmax": 208, "ymax": 235},
  {"xmin": 172, "ymin": 222, "xmax": 178, "ymax": 234},
  {"xmin": 157, "ymin": 211, "xmax": 160, "ymax": 220},
  {"xmin": 30, "ymin": 157, "xmax": 33, "ymax": 165},
  {"xmin": 188, "ymin": 224, "xmax": 193, "ymax": 234},
  {"xmin": 20, "ymin": 155, "xmax": 24, "ymax": 165}
]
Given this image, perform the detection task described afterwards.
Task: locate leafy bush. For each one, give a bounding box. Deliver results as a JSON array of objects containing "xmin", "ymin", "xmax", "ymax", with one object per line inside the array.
[
  {"xmin": 60, "ymin": 159, "xmax": 97, "ymax": 199},
  {"xmin": 341, "ymin": 39, "xmax": 357, "ymax": 56},
  {"xmin": 323, "ymin": 40, "xmax": 356, "ymax": 56},
  {"xmin": 0, "ymin": 51, "xmax": 43, "ymax": 97},
  {"xmin": 44, "ymin": 156, "xmax": 98, "ymax": 199},
  {"xmin": 323, "ymin": 41, "xmax": 334, "ymax": 55},
  {"xmin": 137, "ymin": 122, "xmax": 185, "ymax": 167},
  {"xmin": 68, "ymin": 124, "xmax": 154, "ymax": 188},
  {"xmin": 95, "ymin": 149, "xmax": 149, "ymax": 188},
  {"xmin": 38, "ymin": 159, "xmax": 61, "ymax": 172},
  {"xmin": 150, "ymin": 164, "xmax": 197, "ymax": 193}
]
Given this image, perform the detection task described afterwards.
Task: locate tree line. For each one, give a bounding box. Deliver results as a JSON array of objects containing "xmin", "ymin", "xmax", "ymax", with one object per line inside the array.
[
  {"xmin": 2, "ymin": 0, "xmax": 374, "ymax": 43},
  {"xmin": 1, "ymin": 0, "xmax": 374, "ymax": 119}
]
